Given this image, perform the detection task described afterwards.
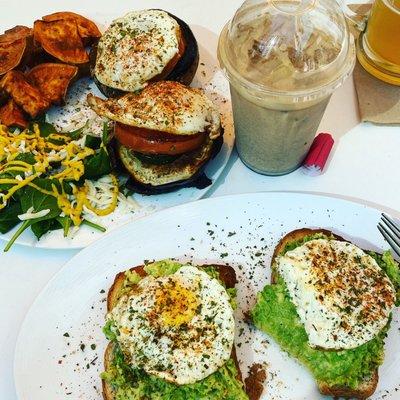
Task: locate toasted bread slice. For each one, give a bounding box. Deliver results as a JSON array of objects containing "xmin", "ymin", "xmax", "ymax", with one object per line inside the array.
[
  {"xmin": 103, "ymin": 263, "xmax": 260, "ymax": 400},
  {"xmin": 102, "ymin": 343, "xmax": 245, "ymax": 400},
  {"xmin": 271, "ymin": 228, "xmax": 378, "ymax": 399}
]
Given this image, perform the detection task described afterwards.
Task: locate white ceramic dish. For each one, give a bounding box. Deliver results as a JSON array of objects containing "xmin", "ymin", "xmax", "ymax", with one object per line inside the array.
[
  {"xmin": 0, "ymin": 14, "xmax": 234, "ymax": 250},
  {"xmin": 14, "ymin": 192, "xmax": 400, "ymax": 400}
]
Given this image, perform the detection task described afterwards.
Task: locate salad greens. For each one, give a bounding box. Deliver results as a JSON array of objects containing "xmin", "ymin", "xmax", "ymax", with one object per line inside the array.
[{"xmin": 0, "ymin": 119, "xmax": 114, "ymax": 251}]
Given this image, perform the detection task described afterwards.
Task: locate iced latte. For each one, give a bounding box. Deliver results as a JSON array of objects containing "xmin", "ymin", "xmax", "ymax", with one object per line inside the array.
[{"xmin": 218, "ymin": 0, "xmax": 356, "ymax": 175}]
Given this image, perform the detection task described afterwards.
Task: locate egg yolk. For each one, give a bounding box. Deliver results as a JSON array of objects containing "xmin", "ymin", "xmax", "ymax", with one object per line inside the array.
[{"xmin": 153, "ymin": 280, "xmax": 198, "ymax": 327}]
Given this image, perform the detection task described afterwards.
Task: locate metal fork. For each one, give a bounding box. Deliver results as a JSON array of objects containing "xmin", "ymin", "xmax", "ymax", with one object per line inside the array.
[{"xmin": 378, "ymin": 213, "xmax": 400, "ymax": 258}]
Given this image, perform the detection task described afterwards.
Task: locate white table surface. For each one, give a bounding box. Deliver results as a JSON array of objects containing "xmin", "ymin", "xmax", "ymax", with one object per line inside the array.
[{"xmin": 1, "ymin": 0, "xmax": 399, "ymax": 399}]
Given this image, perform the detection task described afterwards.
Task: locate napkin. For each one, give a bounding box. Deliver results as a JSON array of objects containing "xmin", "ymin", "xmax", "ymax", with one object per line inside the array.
[{"xmin": 349, "ymin": 4, "xmax": 400, "ymax": 124}]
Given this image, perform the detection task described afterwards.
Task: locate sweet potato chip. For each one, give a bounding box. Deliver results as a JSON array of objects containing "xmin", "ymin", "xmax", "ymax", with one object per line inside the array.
[
  {"xmin": 0, "ymin": 99, "xmax": 28, "ymax": 128},
  {"xmin": 26, "ymin": 63, "xmax": 78, "ymax": 104},
  {"xmin": 42, "ymin": 12, "xmax": 101, "ymax": 44},
  {"xmin": 33, "ymin": 19, "xmax": 88, "ymax": 64},
  {"xmin": 1, "ymin": 70, "xmax": 50, "ymax": 117},
  {"xmin": 2, "ymin": 25, "xmax": 32, "ymax": 41},
  {"xmin": 0, "ymin": 26, "xmax": 34, "ymax": 75},
  {"xmin": 0, "ymin": 38, "xmax": 26, "ymax": 75}
]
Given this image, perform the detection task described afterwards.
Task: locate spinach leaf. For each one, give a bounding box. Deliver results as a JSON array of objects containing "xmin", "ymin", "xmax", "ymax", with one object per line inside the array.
[
  {"xmin": 0, "ymin": 170, "xmax": 21, "ymax": 192},
  {"xmin": 8, "ymin": 126, "xmax": 20, "ymax": 133},
  {"xmin": 32, "ymin": 113, "xmax": 46, "ymax": 123},
  {"xmin": 102, "ymin": 121, "xmax": 111, "ymax": 146},
  {"xmin": 119, "ymin": 177, "xmax": 134, "ymax": 197},
  {"xmin": 85, "ymin": 135, "xmax": 102, "ymax": 150},
  {"xmin": 0, "ymin": 154, "xmax": 35, "ymax": 192},
  {"xmin": 29, "ymin": 120, "xmax": 57, "ymax": 137},
  {"xmin": 46, "ymin": 136, "xmax": 68, "ymax": 146},
  {"xmin": 0, "ymin": 201, "xmax": 22, "ymax": 234},
  {"xmin": 3, "ymin": 180, "xmax": 61, "ymax": 251},
  {"xmin": 20, "ymin": 179, "xmax": 61, "ymax": 217},
  {"xmin": 67, "ymin": 123, "xmax": 87, "ymax": 140},
  {"xmin": 61, "ymin": 180, "xmax": 74, "ymax": 195},
  {"xmin": 15, "ymin": 152, "xmax": 36, "ymax": 165},
  {"xmin": 31, "ymin": 219, "xmax": 60, "ymax": 240},
  {"xmin": 83, "ymin": 147, "xmax": 112, "ymax": 179}
]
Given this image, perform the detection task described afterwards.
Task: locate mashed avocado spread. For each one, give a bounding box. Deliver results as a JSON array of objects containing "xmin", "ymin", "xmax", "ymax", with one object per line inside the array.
[
  {"xmin": 102, "ymin": 260, "xmax": 248, "ymax": 400},
  {"xmin": 251, "ymin": 233, "xmax": 400, "ymax": 389}
]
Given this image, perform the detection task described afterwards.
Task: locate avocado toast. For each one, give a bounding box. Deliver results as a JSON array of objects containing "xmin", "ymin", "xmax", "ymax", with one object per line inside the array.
[
  {"xmin": 251, "ymin": 228, "xmax": 400, "ymax": 399},
  {"xmin": 102, "ymin": 259, "xmax": 257, "ymax": 400}
]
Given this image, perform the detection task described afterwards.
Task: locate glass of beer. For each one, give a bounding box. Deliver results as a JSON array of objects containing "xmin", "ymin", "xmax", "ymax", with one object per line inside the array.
[{"xmin": 357, "ymin": 0, "xmax": 400, "ymax": 85}]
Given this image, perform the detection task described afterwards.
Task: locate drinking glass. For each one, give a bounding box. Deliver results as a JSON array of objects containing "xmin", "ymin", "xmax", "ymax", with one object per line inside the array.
[{"xmin": 357, "ymin": 0, "xmax": 400, "ymax": 85}]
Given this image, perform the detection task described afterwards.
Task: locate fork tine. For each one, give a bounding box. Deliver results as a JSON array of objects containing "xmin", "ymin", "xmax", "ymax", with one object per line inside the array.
[
  {"xmin": 382, "ymin": 213, "xmax": 400, "ymax": 238},
  {"xmin": 378, "ymin": 222, "xmax": 400, "ymax": 259}
]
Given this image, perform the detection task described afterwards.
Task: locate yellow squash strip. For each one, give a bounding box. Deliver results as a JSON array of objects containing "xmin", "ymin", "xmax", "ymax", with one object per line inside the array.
[
  {"xmin": 1, "ymin": 160, "xmax": 33, "ymax": 168},
  {"xmin": 0, "ymin": 167, "xmax": 28, "ymax": 173},
  {"xmin": 47, "ymin": 133, "xmax": 72, "ymax": 142},
  {"xmin": 52, "ymin": 182, "xmax": 88, "ymax": 226}
]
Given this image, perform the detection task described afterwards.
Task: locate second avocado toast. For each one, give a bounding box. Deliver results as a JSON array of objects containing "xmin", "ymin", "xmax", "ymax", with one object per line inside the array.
[{"xmin": 251, "ymin": 228, "xmax": 400, "ymax": 399}]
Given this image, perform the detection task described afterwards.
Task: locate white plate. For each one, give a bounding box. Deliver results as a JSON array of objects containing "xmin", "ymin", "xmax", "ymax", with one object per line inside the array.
[
  {"xmin": 14, "ymin": 192, "xmax": 400, "ymax": 400},
  {"xmin": 0, "ymin": 14, "xmax": 234, "ymax": 250}
]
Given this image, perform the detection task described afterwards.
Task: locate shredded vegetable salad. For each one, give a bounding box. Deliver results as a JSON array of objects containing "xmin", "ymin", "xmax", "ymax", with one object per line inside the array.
[{"xmin": 0, "ymin": 119, "xmax": 132, "ymax": 251}]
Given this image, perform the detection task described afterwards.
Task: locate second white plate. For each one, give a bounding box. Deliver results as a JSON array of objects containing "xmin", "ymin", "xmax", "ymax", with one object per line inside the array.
[
  {"xmin": 0, "ymin": 14, "xmax": 234, "ymax": 250},
  {"xmin": 14, "ymin": 192, "xmax": 400, "ymax": 400}
]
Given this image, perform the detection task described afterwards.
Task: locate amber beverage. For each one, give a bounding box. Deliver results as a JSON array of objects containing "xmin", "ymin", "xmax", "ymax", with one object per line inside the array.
[{"xmin": 357, "ymin": 0, "xmax": 400, "ymax": 84}]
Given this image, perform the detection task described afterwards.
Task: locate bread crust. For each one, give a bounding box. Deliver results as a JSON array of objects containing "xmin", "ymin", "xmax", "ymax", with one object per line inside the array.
[
  {"xmin": 103, "ymin": 262, "xmax": 255, "ymax": 399},
  {"xmin": 318, "ymin": 369, "xmax": 378, "ymax": 399},
  {"xmin": 102, "ymin": 342, "xmax": 114, "ymax": 400},
  {"xmin": 245, "ymin": 364, "xmax": 267, "ymax": 400},
  {"xmin": 271, "ymin": 228, "xmax": 379, "ymax": 399}
]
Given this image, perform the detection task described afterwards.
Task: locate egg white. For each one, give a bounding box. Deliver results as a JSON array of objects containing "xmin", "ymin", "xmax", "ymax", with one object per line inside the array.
[
  {"xmin": 108, "ymin": 265, "xmax": 235, "ymax": 384},
  {"xmin": 95, "ymin": 10, "xmax": 180, "ymax": 92},
  {"xmin": 277, "ymin": 239, "xmax": 396, "ymax": 350},
  {"xmin": 87, "ymin": 82, "xmax": 221, "ymax": 137}
]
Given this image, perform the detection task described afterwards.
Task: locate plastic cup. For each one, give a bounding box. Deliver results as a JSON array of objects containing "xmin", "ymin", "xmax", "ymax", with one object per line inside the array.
[{"xmin": 218, "ymin": 0, "xmax": 356, "ymax": 175}]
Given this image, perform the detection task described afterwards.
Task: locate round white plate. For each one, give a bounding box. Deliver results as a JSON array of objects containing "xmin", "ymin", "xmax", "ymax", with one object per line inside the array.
[
  {"xmin": 0, "ymin": 15, "xmax": 234, "ymax": 250},
  {"xmin": 14, "ymin": 192, "xmax": 400, "ymax": 400}
]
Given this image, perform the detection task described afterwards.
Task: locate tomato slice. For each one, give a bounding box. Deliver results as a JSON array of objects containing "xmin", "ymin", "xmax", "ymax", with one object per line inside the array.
[{"xmin": 115, "ymin": 123, "xmax": 206, "ymax": 155}]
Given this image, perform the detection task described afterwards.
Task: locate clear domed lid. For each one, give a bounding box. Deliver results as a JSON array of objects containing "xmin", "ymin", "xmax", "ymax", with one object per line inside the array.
[{"xmin": 218, "ymin": 0, "xmax": 355, "ymax": 101}]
